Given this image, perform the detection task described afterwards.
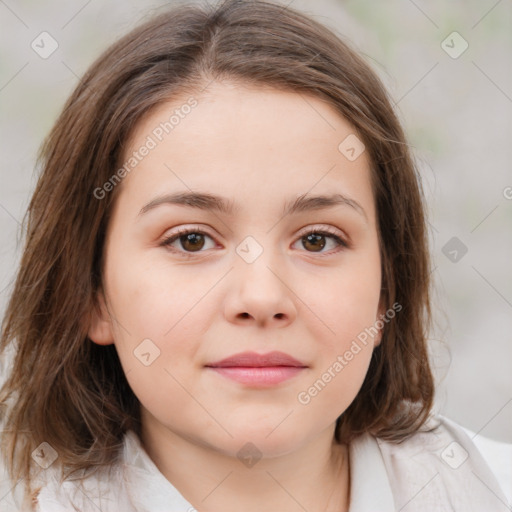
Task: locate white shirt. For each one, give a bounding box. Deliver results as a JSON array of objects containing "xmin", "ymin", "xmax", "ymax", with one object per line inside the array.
[{"xmin": 4, "ymin": 415, "xmax": 510, "ymax": 511}]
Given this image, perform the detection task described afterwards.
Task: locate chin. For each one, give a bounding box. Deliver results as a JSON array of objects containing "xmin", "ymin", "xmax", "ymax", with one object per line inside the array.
[{"xmin": 215, "ymin": 422, "xmax": 313, "ymax": 460}]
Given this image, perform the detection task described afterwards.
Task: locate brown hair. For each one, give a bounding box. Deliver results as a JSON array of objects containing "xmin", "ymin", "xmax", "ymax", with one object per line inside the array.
[{"xmin": 0, "ymin": 0, "xmax": 433, "ymax": 504}]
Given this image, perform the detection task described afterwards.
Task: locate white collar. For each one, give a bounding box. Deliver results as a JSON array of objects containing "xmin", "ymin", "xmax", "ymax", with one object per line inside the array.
[
  {"xmin": 347, "ymin": 433, "xmax": 395, "ymax": 511},
  {"xmin": 121, "ymin": 430, "xmax": 395, "ymax": 512},
  {"xmin": 122, "ymin": 430, "xmax": 194, "ymax": 511}
]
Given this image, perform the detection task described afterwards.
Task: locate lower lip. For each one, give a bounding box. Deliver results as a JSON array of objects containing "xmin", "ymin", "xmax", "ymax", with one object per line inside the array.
[{"xmin": 207, "ymin": 366, "xmax": 305, "ymax": 386}]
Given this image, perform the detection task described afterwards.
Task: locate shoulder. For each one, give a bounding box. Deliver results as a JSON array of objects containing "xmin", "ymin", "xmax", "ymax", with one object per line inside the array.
[{"xmin": 375, "ymin": 414, "xmax": 510, "ymax": 511}]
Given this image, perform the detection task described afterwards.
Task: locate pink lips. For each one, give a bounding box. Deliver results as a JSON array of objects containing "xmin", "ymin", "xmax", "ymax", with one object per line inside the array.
[{"xmin": 205, "ymin": 351, "xmax": 307, "ymax": 387}]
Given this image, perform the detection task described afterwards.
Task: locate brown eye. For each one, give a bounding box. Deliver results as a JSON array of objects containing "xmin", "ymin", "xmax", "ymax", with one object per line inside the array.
[
  {"xmin": 162, "ymin": 229, "xmax": 216, "ymax": 253},
  {"xmin": 180, "ymin": 233, "xmax": 205, "ymax": 251},
  {"xmin": 292, "ymin": 229, "xmax": 347, "ymax": 254},
  {"xmin": 302, "ymin": 233, "xmax": 326, "ymax": 252}
]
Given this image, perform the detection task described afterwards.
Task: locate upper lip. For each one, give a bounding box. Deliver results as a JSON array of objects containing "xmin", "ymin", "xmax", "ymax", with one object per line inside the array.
[{"xmin": 206, "ymin": 351, "xmax": 307, "ymax": 368}]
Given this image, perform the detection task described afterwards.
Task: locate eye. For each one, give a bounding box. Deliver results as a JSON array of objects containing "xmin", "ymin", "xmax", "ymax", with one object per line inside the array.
[
  {"xmin": 160, "ymin": 226, "xmax": 347, "ymax": 255},
  {"xmin": 161, "ymin": 228, "xmax": 217, "ymax": 253},
  {"xmin": 292, "ymin": 227, "xmax": 348, "ymax": 253}
]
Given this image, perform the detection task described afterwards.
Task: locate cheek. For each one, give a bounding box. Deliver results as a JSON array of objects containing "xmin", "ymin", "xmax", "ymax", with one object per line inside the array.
[
  {"xmin": 103, "ymin": 252, "xmax": 220, "ymax": 392},
  {"xmin": 106, "ymin": 248, "xmax": 216, "ymax": 337},
  {"xmin": 297, "ymin": 289, "xmax": 377, "ymax": 419},
  {"xmin": 296, "ymin": 341, "xmax": 374, "ymax": 428},
  {"xmin": 105, "ymin": 266, "xmax": 215, "ymax": 425},
  {"xmin": 295, "ymin": 252, "xmax": 381, "ymax": 404},
  {"xmin": 298, "ymin": 254, "xmax": 381, "ymax": 349}
]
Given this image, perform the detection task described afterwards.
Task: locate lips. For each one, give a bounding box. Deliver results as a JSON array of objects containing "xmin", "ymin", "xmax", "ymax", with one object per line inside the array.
[
  {"xmin": 205, "ymin": 351, "xmax": 307, "ymax": 387},
  {"xmin": 206, "ymin": 351, "xmax": 307, "ymax": 368}
]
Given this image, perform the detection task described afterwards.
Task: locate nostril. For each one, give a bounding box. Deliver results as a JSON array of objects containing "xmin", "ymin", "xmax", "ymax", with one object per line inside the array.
[{"xmin": 275, "ymin": 313, "xmax": 284, "ymax": 319}]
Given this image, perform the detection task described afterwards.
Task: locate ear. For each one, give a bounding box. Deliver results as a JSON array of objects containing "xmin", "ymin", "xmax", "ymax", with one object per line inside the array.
[{"xmin": 88, "ymin": 289, "xmax": 115, "ymax": 346}]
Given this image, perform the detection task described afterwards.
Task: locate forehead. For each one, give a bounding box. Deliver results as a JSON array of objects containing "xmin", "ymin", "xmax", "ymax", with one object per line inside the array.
[{"xmin": 116, "ymin": 81, "xmax": 375, "ymax": 222}]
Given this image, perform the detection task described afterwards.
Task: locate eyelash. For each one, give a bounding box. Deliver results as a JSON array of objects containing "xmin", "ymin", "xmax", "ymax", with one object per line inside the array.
[{"xmin": 160, "ymin": 225, "xmax": 349, "ymax": 257}]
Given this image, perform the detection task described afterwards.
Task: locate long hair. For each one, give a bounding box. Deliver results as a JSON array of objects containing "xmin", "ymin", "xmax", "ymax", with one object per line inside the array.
[{"xmin": 0, "ymin": 0, "xmax": 433, "ymax": 503}]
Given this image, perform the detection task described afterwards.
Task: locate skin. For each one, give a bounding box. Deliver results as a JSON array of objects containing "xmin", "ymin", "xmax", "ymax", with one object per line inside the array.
[{"xmin": 89, "ymin": 80, "xmax": 383, "ymax": 512}]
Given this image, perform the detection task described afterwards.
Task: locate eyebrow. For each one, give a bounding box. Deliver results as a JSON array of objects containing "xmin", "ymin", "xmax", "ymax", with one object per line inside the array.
[{"xmin": 138, "ymin": 191, "xmax": 367, "ymax": 222}]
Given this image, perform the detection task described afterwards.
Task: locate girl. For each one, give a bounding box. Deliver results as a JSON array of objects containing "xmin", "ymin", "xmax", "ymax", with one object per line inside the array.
[{"xmin": 0, "ymin": 0, "xmax": 508, "ymax": 510}]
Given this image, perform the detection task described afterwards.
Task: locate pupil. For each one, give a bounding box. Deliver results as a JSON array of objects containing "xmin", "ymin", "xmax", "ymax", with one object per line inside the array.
[{"xmin": 304, "ymin": 233, "xmax": 325, "ymax": 252}]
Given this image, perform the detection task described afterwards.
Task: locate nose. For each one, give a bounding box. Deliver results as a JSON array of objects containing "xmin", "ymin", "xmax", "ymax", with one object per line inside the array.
[{"xmin": 223, "ymin": 254, "xmax": 297, "ymax": 329}]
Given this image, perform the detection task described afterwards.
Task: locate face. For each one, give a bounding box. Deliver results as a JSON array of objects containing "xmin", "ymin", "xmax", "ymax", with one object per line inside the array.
[{"xmin": 89, "ymin": 81, "xmax": 383, "ymax": 458}]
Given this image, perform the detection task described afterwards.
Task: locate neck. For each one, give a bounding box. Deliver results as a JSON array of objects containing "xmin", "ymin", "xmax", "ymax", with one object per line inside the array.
[{"xmin": 140, "ymin": 414, "xmax": 350, "ymax": 512}]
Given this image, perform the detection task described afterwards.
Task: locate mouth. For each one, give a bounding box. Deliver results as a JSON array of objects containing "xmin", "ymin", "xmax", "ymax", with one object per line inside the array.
[{"xmin": 205, "ymin": 351, "xmax": 308, "ymax": 387}]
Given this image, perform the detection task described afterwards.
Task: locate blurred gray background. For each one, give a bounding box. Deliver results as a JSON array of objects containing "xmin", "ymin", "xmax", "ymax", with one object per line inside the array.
[{"xmin": 0, "ymin": 0, "xmax": 511, "ymax": 443}]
